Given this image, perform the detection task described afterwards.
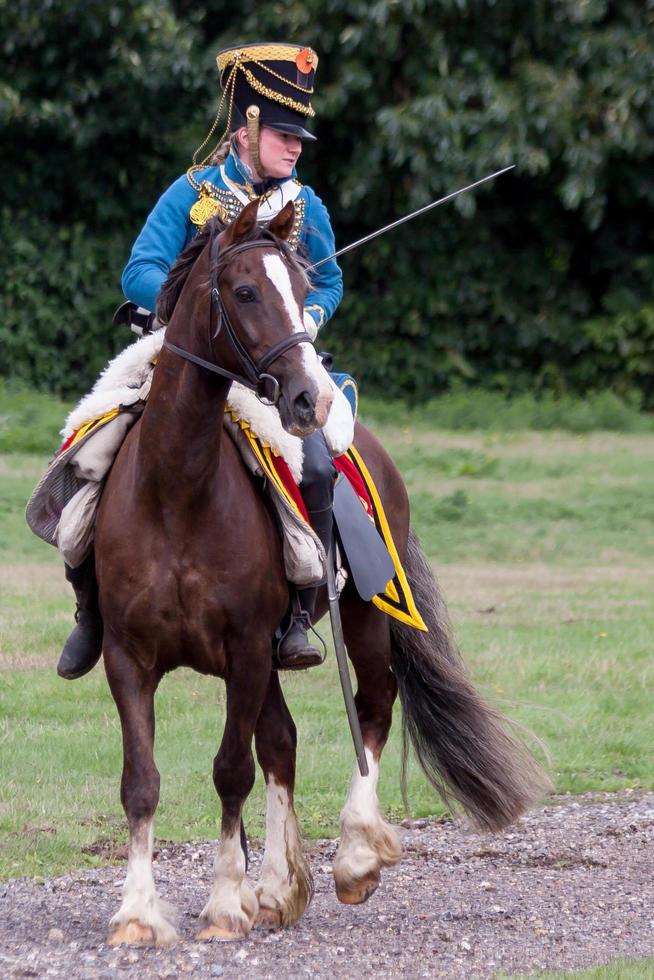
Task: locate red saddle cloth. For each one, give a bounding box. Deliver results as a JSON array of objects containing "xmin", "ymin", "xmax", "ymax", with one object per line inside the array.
[
  {"xmin": 268, "ymin": 444, "xmax": 426, "ymax": 632},
  {"xmin": 52, "ymin": 409, "xmax": 426, "ymax": 632}
]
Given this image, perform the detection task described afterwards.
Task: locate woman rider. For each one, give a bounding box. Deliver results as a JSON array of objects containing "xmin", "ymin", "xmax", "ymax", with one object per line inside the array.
[{"xmin": 57, "ymin": 42, "xmax": 344, "ymax": 679}]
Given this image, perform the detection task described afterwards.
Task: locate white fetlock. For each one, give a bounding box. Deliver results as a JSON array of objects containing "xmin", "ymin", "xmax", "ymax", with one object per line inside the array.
[
  {"xmin": 333, "ymin": 750, "xmax": 401, "ymax": 904},
  {"xmin": 108, "ymin": 819, "xmax": 178, "ymax": 946},
  {"xmin": 108, "ymin": 898, "xmax": 178, "ymax": 947},
  {"xmin": 198, "ymin": 882, "xmax": 258, "ymax": 941},
  {"xmin": 255, "ymin": 776, "xmax": 314, "ymax": 928},
  {"xmin": 198, "ymin": 828, "xmax": 257, "ymax": 941}
]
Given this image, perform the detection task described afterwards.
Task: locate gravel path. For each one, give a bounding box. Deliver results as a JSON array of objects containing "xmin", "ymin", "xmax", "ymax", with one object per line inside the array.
[{"xmin": 1, "ymin": 791, "xmax": 653, "ymax": 979}]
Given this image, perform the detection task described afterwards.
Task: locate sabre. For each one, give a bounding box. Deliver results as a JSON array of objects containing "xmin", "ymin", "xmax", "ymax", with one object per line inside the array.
[
  {"xmin": 326, "ymin": 544, "xmax": 369, "ymax": 777},
  {"xmin": 308, "ymin": 165, "xmax": 515, "ymax": 271}
]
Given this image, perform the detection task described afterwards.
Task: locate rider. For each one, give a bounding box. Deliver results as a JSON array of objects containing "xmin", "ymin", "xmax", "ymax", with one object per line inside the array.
[{"xmin": 58, "ymin": 42, "xmax": 344, "ymax": 680}]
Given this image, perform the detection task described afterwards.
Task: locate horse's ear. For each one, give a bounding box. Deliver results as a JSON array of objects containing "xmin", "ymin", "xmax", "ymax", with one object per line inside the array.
[
  {"xmin": 268, "ymin": 201, "xmax": 296, "ymax": 241},
  {"xmin": 219, "ymin": 199, "xmax": 260, "ymax": 249}
]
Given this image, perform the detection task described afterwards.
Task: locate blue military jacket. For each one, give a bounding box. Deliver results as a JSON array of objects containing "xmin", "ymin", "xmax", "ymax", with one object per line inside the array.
[{"xmin": 121, "ymin": 147, "xmax": 343, "ymax": 334}]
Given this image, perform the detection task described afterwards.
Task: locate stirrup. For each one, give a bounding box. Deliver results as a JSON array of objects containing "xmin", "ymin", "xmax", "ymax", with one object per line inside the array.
[{"xmin": 273, "ymin": 608, "xmax": 326, "ymax": 672}]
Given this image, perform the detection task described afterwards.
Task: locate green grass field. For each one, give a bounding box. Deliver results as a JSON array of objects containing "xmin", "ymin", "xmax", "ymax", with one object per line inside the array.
[{"xmin": 1, "ymin": 390, "xmax": 653, "ymax": 881}]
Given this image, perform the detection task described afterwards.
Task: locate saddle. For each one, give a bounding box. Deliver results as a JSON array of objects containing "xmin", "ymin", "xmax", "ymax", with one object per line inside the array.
[{"xmin": 26, "ymin": 331, "xmax": 426, "ymax": 631}]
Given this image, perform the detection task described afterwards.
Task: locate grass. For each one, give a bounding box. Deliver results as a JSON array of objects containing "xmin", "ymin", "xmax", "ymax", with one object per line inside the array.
[
  {"xmin": 360, "ymin": 388, "xmax": 654, "ymax": 434},
  {"xmin": 1, "ymin": 392, "xmax": 653, "ymax": 880},
  {"xmin": 0, "ymin": 380, "xmax": 71, "ymax": 455},
  {"xmin": 1, "ymin": 378, "xmax": 653, "ymax": 456},
  {"xmin": 508, "ymin": 960, "xmax": 654, "ymax": 978}
]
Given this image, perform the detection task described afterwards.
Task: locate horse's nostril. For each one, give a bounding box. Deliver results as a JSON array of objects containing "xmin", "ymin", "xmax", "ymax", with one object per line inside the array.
[{"xmin": 294, "ymin": 391, "xmax": 316, "ymax": 424}]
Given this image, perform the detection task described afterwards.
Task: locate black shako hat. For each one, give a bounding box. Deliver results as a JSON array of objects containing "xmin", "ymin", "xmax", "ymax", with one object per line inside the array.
[{"xmin": 217, "ymin": 43, "xmax": 318, "ymax": 141}]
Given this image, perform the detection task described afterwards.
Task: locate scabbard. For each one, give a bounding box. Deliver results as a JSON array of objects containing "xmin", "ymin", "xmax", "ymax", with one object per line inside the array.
[{"xmin": 326, "ymin": 546, "xmax": 369, "ymax": 777}]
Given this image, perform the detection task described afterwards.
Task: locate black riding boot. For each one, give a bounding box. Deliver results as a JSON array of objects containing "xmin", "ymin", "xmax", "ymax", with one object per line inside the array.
[
  {"xmin": 275, "ymin": 431, "xmax": 336, "ymax": 670},
  {"xmin": 57, "ymin": 553, "xmax": 104, "ymax": 680},
  {"xmin": 275, "ymin": 501, "xmax": 334, "ymax": 670}
]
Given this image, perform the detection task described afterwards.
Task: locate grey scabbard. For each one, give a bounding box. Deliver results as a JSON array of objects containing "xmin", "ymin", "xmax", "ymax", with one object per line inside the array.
[{"xmin": 326, "ymin": 545, "xmax": 369, "ymax": 778}]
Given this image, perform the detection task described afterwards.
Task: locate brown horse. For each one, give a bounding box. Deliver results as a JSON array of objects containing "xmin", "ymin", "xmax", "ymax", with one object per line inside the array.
[{"xmin": 95, "ymin": 199, "xmax": 549, "ymax": 946}]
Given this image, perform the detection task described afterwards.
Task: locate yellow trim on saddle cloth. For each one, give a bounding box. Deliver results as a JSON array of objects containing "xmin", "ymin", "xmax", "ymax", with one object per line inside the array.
[
  {"xmin": 225, "ymin": 410, "xmax": 307, "ymax": 522},
  {"xmin": 346, "ymin": 446, "xmax": 428, "ymax": 632},
  {"xmin": 61, "ymin": 409, "xmax": 120, "ymax": 453},
  {"xmin": 225, "ymin": 408, "xmax": 427, "ymax": 631}
]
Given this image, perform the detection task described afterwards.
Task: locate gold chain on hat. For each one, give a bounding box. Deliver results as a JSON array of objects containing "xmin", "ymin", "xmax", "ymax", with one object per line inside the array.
[
  {"xmin": 240, "ymin": 65, "xmax": 315, "ymax": 117},
  {"xmin": 246, "ymin": 57, "xmax": 315, "ymax": 96},
  {"xmin": 186, "ymin": 61, "xmax": 240, "ymax": 192}
]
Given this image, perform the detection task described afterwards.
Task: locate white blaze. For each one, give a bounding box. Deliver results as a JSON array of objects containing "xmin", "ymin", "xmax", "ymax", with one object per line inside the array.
[{"xmin": 262, "ymin": 253, "xmax": 333, "ymax": 419}]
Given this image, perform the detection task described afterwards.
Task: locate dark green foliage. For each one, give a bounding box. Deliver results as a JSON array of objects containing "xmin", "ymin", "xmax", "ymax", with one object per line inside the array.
[
  {"xmin": 2, "ymin": 0, "xmax": 654, "ymax": 404},
  {"xmin": 0, "ymin": 214, "xmax": 127, "ymax": 397},
  {"xmin": 1, "ymin": 0, "xmax": 203, "ymax": 224}
]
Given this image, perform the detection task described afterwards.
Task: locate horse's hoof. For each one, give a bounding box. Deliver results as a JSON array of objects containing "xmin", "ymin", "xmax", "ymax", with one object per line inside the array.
[
  {"xmin": 335, "ymin": 872, "xmax": 380, "ymax": 906},
  {"xmin": 107, "ymin": 919, "xmax": 156, "ymax": 946},
  {"xmin": 255, "ymin": 907, "xmax": 283, "ymax": 930},
  {"xmin": 197, "ymin": 922, "xmax": 248, "ymax": 942}
]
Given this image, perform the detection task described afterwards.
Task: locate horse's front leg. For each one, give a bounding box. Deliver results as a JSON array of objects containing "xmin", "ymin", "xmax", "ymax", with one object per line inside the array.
[
  {"xmin": 104, "ymin": 639, "xmax": 177, "ymax": 946},
  {"xmin": 198, "ymin": 647, "xmax": 271, "ymax": 942},
  {"xmin": 253, "ymin": 671, "xmax": 313, "ymax": 929},
  {"xmin": 332, "ymin": 599, "xmax": 402, "ymax": 905}
]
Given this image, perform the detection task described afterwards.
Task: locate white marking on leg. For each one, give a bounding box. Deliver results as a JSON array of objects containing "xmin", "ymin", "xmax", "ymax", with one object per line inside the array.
[
  {"xmin": 256, "ymin": 776, "xmax": 313, "ymax": 925},
  {"xmin": 262, "ymin": 254, "xmax": 333, "ymax": 424},
  {"xmin": 109, "ymin": 818, "xmax": 177, "ymax": 945},
  {"xmin": 345, "ymin": 747, "xmax": 381, "ymax": 822},
  {"xmin": 333, "ymin": 747, "xmax": 401, "ymax": 897},
  {"xmin": 200, "ymin": 824, "xmax": 258, "ymax": 936}
]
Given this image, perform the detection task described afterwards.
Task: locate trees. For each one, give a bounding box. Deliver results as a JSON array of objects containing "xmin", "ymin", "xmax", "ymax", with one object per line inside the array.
[{"xmin": 2, "ymin": 0, "xmax": 653, "ymax": 403}]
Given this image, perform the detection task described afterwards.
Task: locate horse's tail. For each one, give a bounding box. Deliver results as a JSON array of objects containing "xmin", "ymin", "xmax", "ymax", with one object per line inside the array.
[{"xmin": 390, "ymin": 528, "xmax": 551, "ymax": 832}]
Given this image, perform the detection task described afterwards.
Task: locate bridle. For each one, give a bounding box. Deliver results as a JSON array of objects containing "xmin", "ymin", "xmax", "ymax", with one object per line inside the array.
[{"xmin": 163, "ymin": 228, "xmax": 313, "ymax": 406}]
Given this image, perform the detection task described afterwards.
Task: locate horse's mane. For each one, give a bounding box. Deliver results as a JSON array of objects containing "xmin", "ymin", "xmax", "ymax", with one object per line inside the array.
[{"xmin": 156, "ymin": 216, "xmax": 311, "ymax": 325}]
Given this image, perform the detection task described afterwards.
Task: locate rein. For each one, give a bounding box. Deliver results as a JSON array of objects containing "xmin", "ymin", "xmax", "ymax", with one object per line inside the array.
[{"xmin": 163, "ymin": 230, "xmax": 313, "ymax": 406}]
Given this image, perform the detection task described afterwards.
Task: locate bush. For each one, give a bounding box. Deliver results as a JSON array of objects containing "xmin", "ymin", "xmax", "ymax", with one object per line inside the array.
[
  {"xmin": 0, "ymin": 214, "xmax": 130, "ymax": 398},
  {"xmin": 2, "ymin": 0, "xmax": 654, "ymax": 408}
]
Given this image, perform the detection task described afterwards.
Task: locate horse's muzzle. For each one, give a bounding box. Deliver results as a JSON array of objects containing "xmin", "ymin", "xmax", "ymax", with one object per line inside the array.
[{"xmin": 279, "ymin": 386, "xmax": 332, "ymax": 437}]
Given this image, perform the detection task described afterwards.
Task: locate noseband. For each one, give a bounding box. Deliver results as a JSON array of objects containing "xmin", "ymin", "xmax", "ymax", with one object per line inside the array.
[{"xmin": 163, "ymin": 229, "xmax": 313, "ymax": 406}]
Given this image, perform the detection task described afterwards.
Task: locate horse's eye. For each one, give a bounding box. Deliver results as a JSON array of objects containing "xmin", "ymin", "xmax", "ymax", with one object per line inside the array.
[{"xmin": 234, "ymin": 286, "xmax": 256, "ymax": 303}]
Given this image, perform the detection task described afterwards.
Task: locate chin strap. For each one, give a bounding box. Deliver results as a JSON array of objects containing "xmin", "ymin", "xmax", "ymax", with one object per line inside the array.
[{"xmin": 246, "ymin": 105, "xmax": 266, "ymax": 180}]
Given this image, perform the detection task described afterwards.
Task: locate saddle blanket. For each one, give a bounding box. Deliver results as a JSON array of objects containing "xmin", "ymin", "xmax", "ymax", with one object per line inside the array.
[
  {"xmin": 230, "ymin": 420, "xmax": 426, "ymax": 631},
  {"xmin": 25, "ymin": 331, "xmax": 426, "ymax": 631}
]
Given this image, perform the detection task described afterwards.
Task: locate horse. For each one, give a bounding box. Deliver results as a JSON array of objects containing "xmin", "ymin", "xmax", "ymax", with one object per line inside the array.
[{"xmin": 94, "ymin": 198, "xmax": 549, "ymax": 946}]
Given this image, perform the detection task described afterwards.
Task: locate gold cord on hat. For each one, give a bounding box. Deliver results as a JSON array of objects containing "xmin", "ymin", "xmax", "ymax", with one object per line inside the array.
[
  {"xmin": 217, "ymin": 43, "xmax": 318, "ymax": 73},
  {"xmin": 246, "ymin": 105, "xmax": 265, "ymax": 180},
  {"xmin": 187, "ymin": 61, "xmax": 239, "ymax": 192},
  {"xmin": 240, "ymin": 65, "xmax": 315, "ymax": 116}
]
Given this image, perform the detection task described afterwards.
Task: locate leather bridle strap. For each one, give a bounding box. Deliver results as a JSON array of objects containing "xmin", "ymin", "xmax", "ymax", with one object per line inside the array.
[
  {"xmin": 163, "ymin": 231, "xmax": 313, "ymax": 403},
  {"xmin": 162, "ymin": 340, "xmax": 256, "ymax": 388}
]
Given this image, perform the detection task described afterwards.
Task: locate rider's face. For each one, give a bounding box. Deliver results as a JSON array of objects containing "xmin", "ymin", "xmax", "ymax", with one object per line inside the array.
[{"xmin": 257, "ymin": 127, "xmax": 303, "ymax": 179}]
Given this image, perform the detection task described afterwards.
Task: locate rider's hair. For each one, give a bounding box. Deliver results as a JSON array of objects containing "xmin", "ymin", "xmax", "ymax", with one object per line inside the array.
[
  {"xmin": 209, "ymin": 133, "xmax": 238, "ymax": 166},
  {"xmin": 209, "ymin": 128, "xmax": 251, "ymax": 166}
]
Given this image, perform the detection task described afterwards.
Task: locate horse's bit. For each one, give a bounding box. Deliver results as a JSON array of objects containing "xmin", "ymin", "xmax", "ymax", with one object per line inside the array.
[{"xmin": 163, "ymin": 229, "xmax": 313, "ymax": 406}]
